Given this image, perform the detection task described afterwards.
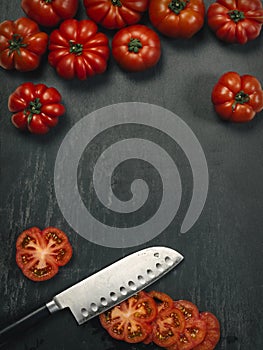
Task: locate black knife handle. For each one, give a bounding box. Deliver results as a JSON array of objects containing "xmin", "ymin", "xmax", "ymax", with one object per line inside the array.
[{"xmin": 0, "ymin": 305, "xmax": 51, "ymax": 347}]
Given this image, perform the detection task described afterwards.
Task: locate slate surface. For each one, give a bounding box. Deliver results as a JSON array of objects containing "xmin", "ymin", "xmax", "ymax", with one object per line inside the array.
[{"xmin": 0, "ymin": 1, "xmax": 263, "ymax": 349}]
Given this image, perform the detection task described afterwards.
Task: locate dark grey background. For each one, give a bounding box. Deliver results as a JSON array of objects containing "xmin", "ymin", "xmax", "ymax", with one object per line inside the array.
[{"xmin": 1, "ymin": 1, "xmax": 263, "ymax": 349}]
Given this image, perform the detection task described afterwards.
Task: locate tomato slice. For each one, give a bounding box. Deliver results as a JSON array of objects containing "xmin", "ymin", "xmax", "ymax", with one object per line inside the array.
[
  {"xmin": 16, "ymin": 226, "xmax": 73, "ymax": 281},
  {"xmin": 152, "ymin": 306, "xmax": 186, "ymax": 347},
  {"xmin": 193, "ymin": 312, "xmax": 220, "ymax": 350},
  {"xmin": 148, "ymin": 290, "xmax": 174, "ymax": 313},
  {"xmin": 174, "ymin": 300, "xmax": 200, "ymax": 321},
  {"xmin": 167, "ymin": 318, "xmax": 207, "ymax": 350},
  {"xmin": 99, "ymin": 291, "xmax": 157, "ymax": 343}
]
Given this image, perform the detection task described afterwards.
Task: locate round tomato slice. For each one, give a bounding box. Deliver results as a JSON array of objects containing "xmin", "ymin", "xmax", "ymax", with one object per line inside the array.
[
  {"xmin": 168, "ymin": 318, "xmax": 207, "ymax": 350},
  {"xmin": 152, "ymin": 306, "xmax": 185, "ymax": 347},
  {"xmin": 148, "ymin": 290, "xmax": 174, "ymax": 313},
  {"xmin": 16, "ymin": 226, "xmax": 73, "ymax": 281},
  {"xmin": 99, "ymin": 291, "xmax": 157, "ymax": 343},
  {"xmin": 174, "ymin": 300, "xmax": 200, "ymax": 321},
  {"xmin": 193, "ymin": 312, "xmax": 220, "ymax": 350}
]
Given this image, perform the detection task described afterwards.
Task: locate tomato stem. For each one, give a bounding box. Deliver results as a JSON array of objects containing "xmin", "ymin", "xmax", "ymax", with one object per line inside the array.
[
  {"xmin": 168, "ymin": 0, "xmax": 188, "ymax": 14},
  {"xmin": 232, "ymin": 91, "xmax": 250, "ymax": 110},
  {"xmin": 69, "ymin": 40, "xmax": 83, "ymax": 55},
  {"xmin": 43, "ymin": 0, "xmax": 53, "ymax": 3},
  {"xmin": 24, "ymin": 98, "xmax": 42, "ymax": 125},
  {"xmin": 228, "ymin": 10, "xmax": 245, "ymax": 23},
  {"xmin": 8, "ymin": 34, "xmax": 27, "ymax": 55},
  {"xmin": 128, "ymin": 38, "xmax": 143, "ymax": 53},
  {"xmin": 112, "ymin": 0, "xmax": 122, "ymax": 6}
]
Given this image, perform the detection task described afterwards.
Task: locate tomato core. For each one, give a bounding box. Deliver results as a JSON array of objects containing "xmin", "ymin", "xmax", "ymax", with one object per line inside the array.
[
  {"xmin": 128, "ymin": 38, "xmax": 143, "ymax": 53},
  {"xmin": 168, "ymin": 0, "xmax": 188, "ymax": 14},
  {"xmin": 24, "ymin": 98, "xmax": 42, "ymax": 124},
  {"xmin": 228, "ymin": 10, "xmax": 245, "ymax": 23},
  {"xmin": 43, "ymin": 0, "xmax": 53, "ymax": 3},
  {"xmin": 232, "ymin": 90, "xmax": 250, "ymax": 110},
  {"xmin": 8, "ymin": 34, "xmax": 27, "ymax": 54},
  {"xmin": 112, "ymin": 0, "xmax": 122, "ymax": 7},
  {"xmin": 69, "ymin": 40, "xmax": 83, "ymax": 55}
]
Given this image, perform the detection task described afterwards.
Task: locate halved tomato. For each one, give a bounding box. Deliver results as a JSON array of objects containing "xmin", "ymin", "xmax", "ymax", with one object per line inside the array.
[
  {"xmin": 16, "ymin": 226, "xmax": 73, "ymax": 281},
  {"xmin": 99, "ymin": 291, "xmax": 157, "ymax": 343},
  {"xmin": 193, "ymin": 312, "xmax": 220, "ymax": 350}
]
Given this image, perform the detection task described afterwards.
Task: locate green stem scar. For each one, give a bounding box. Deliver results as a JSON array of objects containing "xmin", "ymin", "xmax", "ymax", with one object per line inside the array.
[
  {"xmin": 8, "ymin": 34, "xmax": 27, "ymax": 55},
  {"xmin": 69, "ymin": 41, "xmax": 83, "ymax": 55},
  {"xmin": 128, "ymin": 38, "xmax": 143, "ymax": 53},
  {"xmin": 232, "ymin": 91, "xmax": 250, "ymax": 110},
  {"xmin": 112, "ymin": 0, "xmax": 122, "ymax": 7},
  {"xmin": 228, "ymin": 10, "xmax": 245, "ymax": 23},
  {"xmin": 24, "ymin": 98, "xmax": 42, "ymax": 125},
  {"xmin": 168, "ymin": 0, "xmax": 189, "ymax": 14}
]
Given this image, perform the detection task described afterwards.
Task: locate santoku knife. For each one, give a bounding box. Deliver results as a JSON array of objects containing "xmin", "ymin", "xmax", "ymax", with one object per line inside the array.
[{"xmin": 0, "ymin": 246, "xmax": 183, "ymax": 346}]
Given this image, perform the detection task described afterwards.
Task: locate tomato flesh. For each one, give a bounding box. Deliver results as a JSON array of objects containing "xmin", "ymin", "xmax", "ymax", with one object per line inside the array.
[{"xmin": 16, "ymin": 227, "xmax": 72, "ymax": 281}]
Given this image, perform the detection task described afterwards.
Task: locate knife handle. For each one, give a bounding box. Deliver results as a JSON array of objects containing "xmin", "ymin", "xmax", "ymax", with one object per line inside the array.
[{"xmin": 0, "ymin": 305, "xmax": 51, "ymax": 347}]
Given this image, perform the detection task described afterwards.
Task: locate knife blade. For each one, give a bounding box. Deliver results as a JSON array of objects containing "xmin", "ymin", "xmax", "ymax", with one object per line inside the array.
[{"xmin": 0, "ymin": 246, "xmax": 183, "ymax": 346}]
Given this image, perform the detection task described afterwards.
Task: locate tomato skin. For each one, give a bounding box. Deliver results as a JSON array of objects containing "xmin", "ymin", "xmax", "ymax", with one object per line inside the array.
[
  {"xmin": 48, "ymin": 19, "xmax": 110, "ymax": 80},
  {"xmin": 112, "ymin": 25, "xmax": 161, "ymax": 72},
  {"xmin": 0, "ymin": 17, "xmax": 48, "ymax": 71},
  {"xmin": 207, "ymin": 0, "xmax": 263, "ymax": 44},
  {"xmin": 83, "ymin": 0, "xmax": 149, "ymax": 30},
  {"xmin": 193, "ymin": 312, "xmax": 220, "ymax": 350},
  {"xmin": 99, "ymin": 291, "xmax": 157, "ymax": 343},
  {"xmin": 8, "ymin": 82, "xmax": 65, "ymax": 134},
  {"xmin": 174, "ymin": 300, "xmax": 200, "ymax": 321},
  {"xmin": 16, "ymin": 227, "xmax": 73, "ymax": 282},
  {"xmin": 149, "ymin": 0, "xmax": 205, "ymax": 38},
  {"xmin": 211, "ymin": 71, "xmax": 263, "ymax": 123},
  {"xmin": 21, "ymin": 0, "xmax": 79, "ymax": 27}
]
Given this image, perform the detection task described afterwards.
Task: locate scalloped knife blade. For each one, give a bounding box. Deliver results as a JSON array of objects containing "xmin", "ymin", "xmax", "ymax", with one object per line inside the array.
[{"xmin": 0, "ymin": 246, "xmax": 183, "ymax": 345}]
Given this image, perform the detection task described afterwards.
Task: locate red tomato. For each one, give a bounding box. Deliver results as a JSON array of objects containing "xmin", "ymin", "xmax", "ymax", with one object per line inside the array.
[
  {"xmin": 148, "ymin": 290, "xmax": 174, "ymax": 313},
  {"xmin": 168, "ymin": 318, "xmax": 207, "ymax": 350},
  {"xmin": 174, "ymin": 300, "xmax": 200, "ymax": 322},
  {"xmin": 207, "ymin": 0, "xmax": 263, "ymax": 44},
  {"xmin": 8, "ymin": 82, "xmax": 65, "ymax": 134},
  {"xmin": 152, "ymin": 307, "xmax": 185, "ymax": 347},
  {"xmin": 83, "ymin": 0, "xmax": 149, "ymax": 30},
  {"xmin": 149, "ymin": 0, "xmax": 205, "ymax": 38},
  {"xmin": 16, "ymin": 227, "xmax": 73, "ymax": 282},
  {"xmin": 99, "ymin": 291, "xmax": 157, "ymax": 343},
  {"xmin": 48, "ymin": 19, "xmax": 110, "ymax": 80},
  {"xmin": 211, "ymin": 71, "xmax": 263, "ymax": 123},
  {"xmin": 112, "ymin": 24, "xmax": 161, "ymax": 72},
  {"xmin": 193, "ymin": 312, "xmax": 220, "ymax": 350},
  {"xmin": 21, "ymin": 0, "xmax": 79, "ymax": 27},
  {"xmin": 0, "ymin": 17, "xmax": 48, "ymax": 71}
]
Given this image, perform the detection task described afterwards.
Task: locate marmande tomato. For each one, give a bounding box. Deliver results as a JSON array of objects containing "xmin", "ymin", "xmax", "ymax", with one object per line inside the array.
[
  {"xmin": 8, "ymin": 82, "xmax": 65, "ymax": 134},
  {"xmin": 149, "ymin": 0, "xmax": 205, "ymax": 38},
  {"xmin": 112, "ymin": 25, "xmax": 161, "ymax": 72},
  {"xmin": 83, "ymin": 0, "xmax": 149, "ymax": 30},
  {"xmin": 21, "ymin": 0, "xmax": 79, "ymax": 27},
  {"xmin": 0, "ymin": 17, "xmax": 48, "ymax": 71},
  {"xmin": 207, "ymin": 0, "xmax": 263, "ymax": 44},
  {"xmin": 99, "ymin": 291, "xmax": 157, "ymax": 343},
  {"xmin": 211, "ymin": 71, "xmax": 263, "ymax": 122},
  {"xmin": 16, "ymin": 227, "xmax": 73, "ymax": 281},
  {"xmin": 48, "ymin": 19, "xmax": 110, "ymax": 80}
]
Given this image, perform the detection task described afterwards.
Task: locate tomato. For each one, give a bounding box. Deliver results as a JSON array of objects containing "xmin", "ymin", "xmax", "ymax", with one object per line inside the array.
[
  {"xmin": 174, "ymin": 300, "xmax": 200, "ymax": 322},
  {"xmin": 207, "ymin": 0, "xmax": 263, "ymax": 44},
  {"xmin": 152, "ymin": 307, "xmax": 185, "ymax": 347},
  {"xmin": 211, "ymin": 71, "xmax": 263, "ymax": 123},
  {"xmin": 83, "ymin": 0, "xmax": 149, "ymax": 30},
  {"xmin": 21, "ymin": 0, "xmax": 79, "ymax": 27},
  {"xmin": 111, "ymin": 25, "xmax": 161, "ymax": 72},
  {"xmin": 99, "ymin": 291, "xmax": 157, "ymax": 343},
  {"xmin": 8, "ymin": 82, "xmax": 65, "ymax": 134},
  {"xmin": 0, "ymin": 17, "xmax": 48, "ymax": 71},
  {"xmin": 48, "ymin": 19, "xmax": 110, "ymax": 80},
  {"xmin": 148, "ymin": 290, "xmax": 174, "ymax": 313},
  {"xmin": 168, "ymin": 318, "xmax": 207, "ymax": 350},
  {"xmin": 149, "ymin": 0, "xmax": 205, "ymax": 38},
  {"xmin": 16, "ymin": 227, "xmax": 73, "ymax": 282},
  {"xmin": 193, "ymin": 312, "xmax": 220, "ymax": 350}
]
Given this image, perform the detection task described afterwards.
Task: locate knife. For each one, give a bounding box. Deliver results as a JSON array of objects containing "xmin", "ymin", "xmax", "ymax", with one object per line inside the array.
[{"xmin": 0, "ymin": 246, "xmax": 183, "ymax": 346}]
